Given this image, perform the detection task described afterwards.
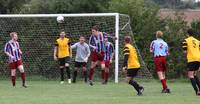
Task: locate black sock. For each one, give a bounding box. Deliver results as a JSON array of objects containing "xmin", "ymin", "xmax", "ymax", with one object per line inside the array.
[
  {"xmin": 66, "ymin": 67, "xmax": 71, "ymax": 79},
  {"xmin": 190, "ymin": 78, "xmax": 198, "ymax": 93},
  {"xmin": 60, "ymin": 68, "xmax": 64, "ymax": 81},
  {"xmin": 73, "ymin": 70, "xmax": 78, "ymax": 82},
  {"xmin": 194, "ymin": 76, "xmax": 200, "ymax": 89},
  {"xmin": 83, "ymin": 71, "xmax": 87, "ymax": 82},
  {"xmin": 129, "ymin": 80, "xmax": 140, "ymax": 93}
]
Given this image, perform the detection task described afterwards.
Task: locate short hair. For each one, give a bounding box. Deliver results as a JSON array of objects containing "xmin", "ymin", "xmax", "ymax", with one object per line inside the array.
[
  {"xmin": 124, "ymin": 36, "xmax": 132, "ymax": 43},
  {"xmin": 156, "ymin": 31, "xmax": 163, "ymax": 38},
  {"xmin": 91, "ymin": 25, "xmax": 100, "ymax": 31},
  {"xmin": 187, "ymin": 29, "xmax": 195, "ymax": 36},
  {"xmin": 80, "ymin": 35, "xmax": 85, "ymax": 38},
  {"xmin": 10, "ymin": 32, "xmax": 17, "ymax": 37}
]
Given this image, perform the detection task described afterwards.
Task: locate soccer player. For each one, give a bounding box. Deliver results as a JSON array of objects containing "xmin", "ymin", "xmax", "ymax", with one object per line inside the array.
[
  {"xmin": 182, "ymin": 29, "xmax": 200, "ymax": 96},
  {"xmin": 122, "ymin": 36, "xmax": 144, "ymax": 96},
  {"xmin": 88, "ymin": 25, "xmax": 107, "ymax": 86},
  {"xmin": 54, "ymin": 31, "xmax": 72, "ymax": 84},
  {"xmin": 102, "ymin": 36, "xmax": 114, "ymax": 84},
  {"xmin": 4, "ymin": 32, "xmax": 27, "ymax": 88},
  {"xmin": 71, "ymin": 36, "xmax": 91, "ymax": 83},
  {"xmin": 150, "ymin": 31, "xmax": 170, "ymax": 93}
]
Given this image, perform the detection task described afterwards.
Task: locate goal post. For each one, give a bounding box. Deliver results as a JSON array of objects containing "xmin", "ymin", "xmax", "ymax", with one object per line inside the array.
[{"xmin": 0, "ymin": 13, "xmax": 151, "ymax": 83}]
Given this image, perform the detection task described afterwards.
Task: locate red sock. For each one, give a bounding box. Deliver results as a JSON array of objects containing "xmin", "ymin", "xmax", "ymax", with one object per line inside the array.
[
  {"xmin": 105, "ymin": 72, "xmax": 109, "ymax": 82},
  {"xmin": 161, "ymin": 79, "xmax": 167, "ymax": 90},
  {"xmin": 11, "ymin": 76, "xmax": 16, "ymax": 86},
  {"xmin": 21, "ymin": 73, "xmax": 26, "ymax": 84},
  {"xmin": 101, "ymin": 70, "xmax": 105, "ymax": 80},
  {"xmin": 89, "ymin": 68, "xmax": 94, "ymax": 80}
]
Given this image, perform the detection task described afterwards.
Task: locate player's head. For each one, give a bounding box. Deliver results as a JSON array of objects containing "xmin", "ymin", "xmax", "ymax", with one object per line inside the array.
[
  {"xmin": 59, "ymin": 31, "xmax": 66, "ymax": 38},
  {"xmin": 156, "ymin": 31, "xmax": 163, "ymax": 38},
  {"xmin": 91, "ymin": 25, "xmax": 100, "ymax": 36},
  {"xmin": 10, "ymin": 32, "xmax": 18, "ymax": 41},
  {"xmin": 124, "ymin": 36, "xmax": 132, "ymax": 44},
  {"xmin": 79, "ymin": 36, "xmax": 85, "ymax": 44},
  {"xmin": 187, "ymin": 29, "xmax": 195, "ymax": 36}
]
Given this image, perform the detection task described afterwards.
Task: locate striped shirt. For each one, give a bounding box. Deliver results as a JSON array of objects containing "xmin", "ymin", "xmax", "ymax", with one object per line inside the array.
[
  {"xmin": 150, "ymin": 38, "xmax": 169, "ymax": 57},
  {"xmin": 104, "ymin": 42, "xmax": 114, "ymax": 61},
  {"xmin": 89, "ymin": 32, "xmax": 106, "ymax": 53},
  {"xmin": 4, "ymin": 40, "xmax": 21, "ymax": 63}
]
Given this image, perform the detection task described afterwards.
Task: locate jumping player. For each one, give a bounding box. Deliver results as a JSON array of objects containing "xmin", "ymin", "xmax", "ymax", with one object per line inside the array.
[
  {"xmin": 88, "ymin": 25, "xmax": 106, "ymax": 86},
  {"xmin": 71, "ymin": 36, "xmax": 91, "ymax": 83},
  {"xmin": 4, "ymin": 32, "xmax": 27, "ymax": 88},
  {"xmin": 150, "ymin": 31, "xmax": 170, "ymax": 93},
  {"xmin": 102, "ymin": 36, "xmax": 114, "ymax": 84},
  {"xmin": 182, "ymin": 29, "xmax": 200, "ymax": 96},
  {"xmin": 122, "ymin": 36, "xmax": 144, "ymax": 96},
  {"xmin": 54, "ymin": 31, "xmax": 72, "ymax": 84}
]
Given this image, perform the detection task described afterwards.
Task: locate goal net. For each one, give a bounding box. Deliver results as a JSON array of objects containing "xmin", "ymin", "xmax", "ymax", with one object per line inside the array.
[{"xmin": 0, "ymin": 13, "xmax": 152, "ymax": 82}]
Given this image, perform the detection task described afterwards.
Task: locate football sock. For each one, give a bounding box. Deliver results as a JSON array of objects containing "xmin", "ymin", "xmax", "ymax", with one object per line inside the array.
[
  {"xmin": 60, "ymin": 68, "xmax": 64, "ymax": 81},
  {"xmin": 161, "ymin": 79, "xmax": 167, "ymax": 90},
  {"xmin": 190, "ymin": 78, "xmax": 198, "ymax": 93},
  {"xmin": 105, "ymin": 72, "xmax": 109, "ymax": 82},
  {"xmin": 11, "ymin": 76, "xmax": 16, "ymax": 86},
  {"xmin": 21, "ymin": 72, "xmax": 26, "ymax": 85},
  {"xmin": 89, "ymin": 68, "xmax": 94, "ymax": 80},
  {"xmin": 101, "ymin": 70, "xmax": 105, "ymax": 80},
  {"xmin": 66, "ymin": 67, "xmax": 71, "ymax": 79},
  {"xmin": 194, "ymin": 76, "xmax": 200, "ymax": 89},
  {"xmin": 73, "ymin": 70, "xmax": 78, "ymax": 82},
  {"xmin": 83, "ymin": 71, "xmax": 87, "ymax": 82},
  {"xmin": 129, "ymin": 80, "xmax": 140, "ymax": 93}
]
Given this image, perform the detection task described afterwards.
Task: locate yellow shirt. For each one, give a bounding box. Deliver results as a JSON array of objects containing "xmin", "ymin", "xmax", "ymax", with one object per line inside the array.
[
  {"xmin": 182, "ymin": 36, "xmax": 200, "ymax": 62},
  {"xmin": 55, "ymin": 37, "xmax": 71, "ymax": 58},
  {"xmin": 123, "ymin": 43, "xmax": 140, "ymax": 69}
]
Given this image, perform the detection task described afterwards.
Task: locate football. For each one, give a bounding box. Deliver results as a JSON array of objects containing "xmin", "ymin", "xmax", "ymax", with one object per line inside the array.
[{"xmin": 57, "ymin": 15, "xmax": 64, "ymax": 23}]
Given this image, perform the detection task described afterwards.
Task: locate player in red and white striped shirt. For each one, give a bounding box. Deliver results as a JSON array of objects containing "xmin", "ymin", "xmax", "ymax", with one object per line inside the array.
[{"xmin": 4, "ymin": 32, "xmax": 27, "ymax": 88}]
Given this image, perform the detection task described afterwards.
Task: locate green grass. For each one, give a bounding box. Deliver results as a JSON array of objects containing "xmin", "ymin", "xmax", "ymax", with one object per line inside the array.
[{"xmin": 0, "ymin": 80, "xmax": 200, "ymax": 104}]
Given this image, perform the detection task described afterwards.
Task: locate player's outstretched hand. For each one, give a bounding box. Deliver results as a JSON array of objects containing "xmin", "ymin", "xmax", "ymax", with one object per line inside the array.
[
  {"xmin": 84, "ymin": 57, "xmax": 88, "ymax": 62},
  {"xmin": 122, "ymin": 67, "xmax": 127, "ymax": 73}
]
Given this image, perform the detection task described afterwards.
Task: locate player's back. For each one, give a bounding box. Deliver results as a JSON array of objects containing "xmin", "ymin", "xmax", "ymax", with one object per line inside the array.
[
  {"xmin": 184, "ymin": 36, "xmax": 200, "ymax": 62},
  {"xmin": 150, "ymin": 39, "xmax": 168, "ymax": 57},
  {"xmin": 124, "ymin": 43, "xmax": 140, "ymax": 69}
]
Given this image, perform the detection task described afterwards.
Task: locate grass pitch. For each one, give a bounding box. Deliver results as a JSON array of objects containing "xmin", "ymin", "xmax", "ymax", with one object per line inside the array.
[{"xmin": 0, "ymin": 80, "xmax": 199, "ymax": 104}]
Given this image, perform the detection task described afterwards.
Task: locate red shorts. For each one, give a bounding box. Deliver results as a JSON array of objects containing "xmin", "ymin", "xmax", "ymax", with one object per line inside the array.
[
  {"xmin": 9, "ymin": 60, "xmax": 23, "ymax": 69},
  {"xmin": 102, "ymin": 60, "xmax": 111, "ymax": 68},
  {"xmin": 90, "ymin": 51, "xmax": 104, "ymax": 62},
  {"xmin": 154, "ymin": 56, "xmax": 167, "ymax": 72}
]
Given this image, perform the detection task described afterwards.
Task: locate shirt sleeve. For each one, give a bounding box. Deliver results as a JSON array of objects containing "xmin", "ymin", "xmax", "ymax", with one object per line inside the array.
[
  {"xmin": 55, "ymin": 40, "xmax": 58, "ymax": 46},
  {"xmin": 4, "ymin": 43, "xmax": 9, "ymax": 53},
  {"xmin": 86, "ymin": 44, "xmax": 91, "ymax": 56},
  {"xmin": 182, "ymin": 40, "xmax": 187, "ymax": 51},
  {"xmin": 123, "ymin": 46, "xmax": 130, "ymax": 55},
  {"xmin": 110, "ymin": 43, "xmax": 114, "ymax": 53},
  {"xmin": 89, "ymin": 35, "xmax": 96, "ymax": 49},
  {"xmin": 71, "ymin": 43, "xmax": 77, "ymax": 49},
  {"xmin": 150, "ymin": 41, "xmax": 154, "ymax": 53},
  {"xmin": 123, "ymin": 46, "xmax": 129, "ymax": 67}
]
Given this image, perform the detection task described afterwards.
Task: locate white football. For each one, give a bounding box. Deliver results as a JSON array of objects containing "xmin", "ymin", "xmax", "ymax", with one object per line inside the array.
[{"xmin": 57, "ymin": 16, "xmax": 64, "ymax": 23}]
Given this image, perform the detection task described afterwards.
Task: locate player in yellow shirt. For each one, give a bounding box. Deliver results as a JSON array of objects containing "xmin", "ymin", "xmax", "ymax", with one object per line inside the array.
[
  {"xmin": 54, "ymin": 31, "xmax": 72, "ymax": 84},
  {"xmin": 122, "ymin": 36, "xmax": 144, "ymax": 96},
  {"xmin": 182, "ymin": 29, "xmax": 200, "ymax": 96}
]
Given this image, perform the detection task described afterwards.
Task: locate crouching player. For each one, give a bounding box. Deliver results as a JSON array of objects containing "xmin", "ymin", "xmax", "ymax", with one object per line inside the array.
[
  {"xmin": 102, "ymin": 36, "xmax": 114, "ymax": 84},
  {"xmin": 122, "ymin": 36, "xmax": 144, "ymax": 96},
  {"xmin": 71, "ymin": 36, "xmax": 91, "ymax": 83},
  {"xmin": 150, "ymin": 31, "xmax": 170, "ymax": 93},
  {"xmin": 182, "ymin": 29, "xmax": 200, "ymax": 96},
  {"xmin": 4, "ymin": 32, "xmax": 27, "ymax": 88}
]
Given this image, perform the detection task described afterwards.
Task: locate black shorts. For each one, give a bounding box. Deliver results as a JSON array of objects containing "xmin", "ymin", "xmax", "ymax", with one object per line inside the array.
[
  {"xmin": 75, "ymin": 61, "xmax": 87, "ymax": 68},
  {"xmin": 58, "ymin": 57, "xmax": 70, "ymax": 66},
  {"xmin": 127, "ymin": 68, "xmax": 140, "ymax": 77},
  {"xmin": 187, "ymin": 61, "xmax": 200, "ymax": 71}
]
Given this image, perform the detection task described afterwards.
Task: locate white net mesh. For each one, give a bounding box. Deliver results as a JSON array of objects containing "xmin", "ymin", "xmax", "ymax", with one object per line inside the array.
[{"xmin": 0, "ymin": 14, "xmax": 152, "ymax": 81}]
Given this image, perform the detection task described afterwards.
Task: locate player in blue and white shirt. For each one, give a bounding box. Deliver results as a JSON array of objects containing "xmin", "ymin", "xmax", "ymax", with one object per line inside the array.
[{"xmin": 150, "ymin": 31, "xmax": 170, "ymax": 93}]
